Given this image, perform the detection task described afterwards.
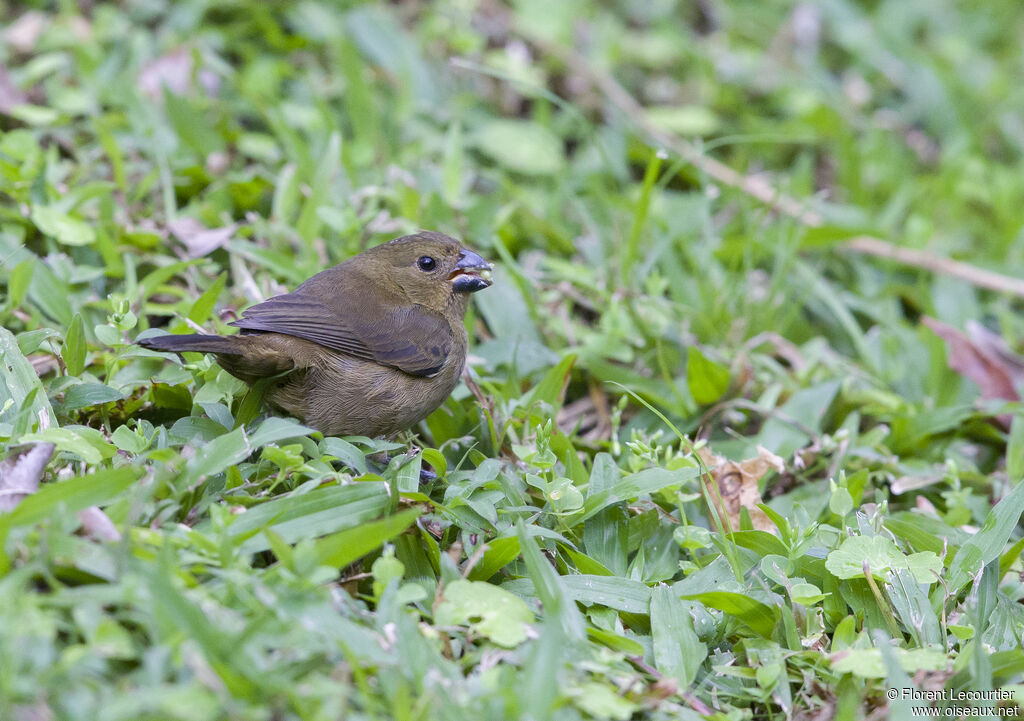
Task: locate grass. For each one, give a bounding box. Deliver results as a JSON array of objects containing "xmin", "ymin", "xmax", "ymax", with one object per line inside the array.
[{"xmin": 1, "ymin": 1, "xmax": 1023, "ymax": 719}]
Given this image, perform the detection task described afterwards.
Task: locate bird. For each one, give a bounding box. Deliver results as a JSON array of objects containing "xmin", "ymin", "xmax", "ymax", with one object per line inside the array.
[{"xmin": 137, "ymin": 230, "xmax": 492, "ymax": 437}]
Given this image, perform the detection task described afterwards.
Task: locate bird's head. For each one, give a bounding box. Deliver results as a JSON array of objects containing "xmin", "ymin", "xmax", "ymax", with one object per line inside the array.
[{"xmin": 362, "ymin": 231, "xmax": 493, "ymax": 311}]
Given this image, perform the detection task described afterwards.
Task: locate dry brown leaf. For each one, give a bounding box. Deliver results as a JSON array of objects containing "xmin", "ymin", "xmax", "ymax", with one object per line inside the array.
[
  {"xmin": 0, "ymin": 66, "xmax": 28, "ymax": 115},
  {"xmin": 922, "ymin": 316, "xmax": 1021, "ymax": 428},
  {"xmin": 168, "ymin": 217, "xmax": 238, "ymax": 258},
  {"xmin": 914, "ymin": 494, "xmax": 939, "ymax": 516},
  {"xmin": 3, "ymin": 11, "xmax": 48, "ymax": 53},
  {"xmin": 556, "ymin": 383, "xmax": 613, "ymax": 442},
  {"xmin": 698, "ymin": 444, "xmax": 784, "ymax": 534},
  {"xmin": 792, "ymin": 698, "xmax": 835, "ymax": 721},
  {"xmin": 965, "ymin": 320, "xmax": 1024, "ymax": 386},
  {"xmin": 138, "ymin": 48, "xmax": 220, "ymax": 101},
  {"xmin": 912, "ymin": 668, "xmax": 956, "ymax": 695},
  {"xmin": 78, "ymin": 506, "xmax": 122, "ymax": 542},
  {"xmin": 12, "ymin": 701, "xmax": 54, "ymax": 721},
  {"xmin": 29, "ymin": 353, "xmax": 59, "ymax": 377},
  {"xmin": 0, "ymin": 443, "xmax": 54, "ymax": 513}
]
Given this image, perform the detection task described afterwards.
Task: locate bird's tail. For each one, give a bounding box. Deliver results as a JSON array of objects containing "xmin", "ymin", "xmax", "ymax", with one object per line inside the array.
[{"xmin": 137, "ymin": 333, "xmax": 243, "ymax": 355}]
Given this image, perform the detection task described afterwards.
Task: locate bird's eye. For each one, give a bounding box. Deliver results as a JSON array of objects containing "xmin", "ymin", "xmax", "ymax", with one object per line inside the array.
[{"xmin": 417, "ymin": 256, "xmax": 436, "ymax": 272}]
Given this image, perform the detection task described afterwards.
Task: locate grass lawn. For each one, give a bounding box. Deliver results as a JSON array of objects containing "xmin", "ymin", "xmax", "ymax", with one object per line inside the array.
[{"xmin": 1, "ymin": 1, "xmax": 1023, "ymax": 719}]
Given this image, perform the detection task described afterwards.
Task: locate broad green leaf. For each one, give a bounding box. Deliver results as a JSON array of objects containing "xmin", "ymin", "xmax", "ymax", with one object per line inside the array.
[
  {"xmin": 61, "ymin": 313, "xmax": 87, "ymax": 377},
  {"xmin": 186, "ymin": 418, "xmax": 313, "ymax": 483},
  {"xmin": 441, "ymin": 121, "xmax": 464, "ymax": 205},
  {"xmin": 467, "ymin": 536, "xmax": 521, "ymax": 581},
  {"xmin": 884, "ymin": 512, "xmax": 968, "ymax": 555},
  {"xmin": 586, "ymin": 627, "xmax": 645, "ymax": 655},
  {"xmin": 790, "ymin": 583, "xmax": 827, "ymax": 606},
  {"xmin": 163, "ymin": 90, "xmax": 224, "ymax": 157},
  {"xmin": 389, "ymin": 453, "xmax": 421, "ymax": 495},
  {"xmin": 21, "ymin": 427, "xmax": 116, "ymax": 465},
  {"xmin": 26, "ymin": 259, "xmax": 72, "ymax": 326},
  {"xmin": 111, "ymin": 425, "xmax": 150, "ymax": 454},
  {"xmin": 473, "ymin": 119, "xmax": 564, "ymax": 175},
  {"xmin": 137, "ymin": 260, "xmax": 201, "ymax": 307},
  {"xmin": 517, "ymin": 522, "xmax": 585, "ymax": 639},
  {"xmin": 1008, "ymin": 414, "xmax": 1024, "ymax": 483},
  {"xmin": 687, "ymin": 346, "xmax": 729, "ymax": 405},
  {"xmin": 320, "ymin": 437, "xmax": 368, "ymax": 474},
  {"xmin": 232, "ymin": 378, "xmax": 271, "ymax": 429},
  {"xmin": 947, "ymin": 478, "xmax": 1024, "ymax": 591},
  {"xmin": 435, "ymin": 579, "xmax": 534, "ymax": 647},
  {"xmin": 185, "ymin": 428, "xmax": 253, "ymax": 482},
  {"xmin": 60, "ymin": 383, "xmax": 124, "ymax": 411},
  {"xmin": 727, "ymin": 530, "xmax": 789, "ymax": 557},
  {"xmin": 271, "ymin": 162, "xmax": 301, "ymax": 224},
  {"xmin": 829, "ymin": 485, "xmax": 854, "ymax": 516},
  {"xmin": 187, "ymin": 272, "xmax": 227, "ymax": 324},
  {"xmin": 227, "ymin": 483, "xmax": 391, "ymax": 553},
  {"xmin": 296, "ymin": 131, "xmax": 341, "ymax": 242},
  {"xmin": 420, "ymin": 448, "xmax": 446, "ymax": 478},
  {"xmin": 15, "ymin": 329, "xmax": 61, "ymax": 357},
  {"xmin": 546, "ymin": 476, "xmax": 584, "ymax": 512},
  {"xmin": 679, "ymin": 590, "xmax": 778, "ymax": 637},
  {"xmin": 562, "ymin": 546, "xmax": 614, "ymax": 576},
  {"xmin": 314, "ymin": 508, "xmax": 420, "ymax": 568},
  {"xmin": 759, "ymin": 555, "xmax": 791, "ymax": 587},
  {"xmin": 503, "ymin": 574, "xmax": 652, "ymax": 614},
  {"xmin": 990, "ymin": 649, "xmax": 1024, "ymax": 681},
  {"xmin": 523, "ymin": 353, "xmax": 576, "ymax": 408},
  {"xmin": 569, "ymin": 682, "xmax": 637, "ymax": 721},
  {"xmin": 755, "ymin": 380, "xmax": 841, "ymax": 456},
  {"xmin": 830, "ymin": 647, "xmax": 947, "ymax": 679},
  {"xmin": 338, "ymin": 37, "xmax": 379, "ymax": 152},
  {"xmin": 646, "ymin": 105, "xmax": 719, "ymax": 135},
  {"xmin": 651, "ymin": 586, "xmax": 706, "ymax": 688},
  {"xmin": 886, "ymin": 569, "xmax": 941, "ymax": 646},
  {"xmin": 583, "ymin": 454, "xmax": 628, "ymax": 574},
  {"xmin": 826, "ymin": 535, "xmax": 942, "ymax": 585},
  {"xmin": 562, "ymin": 575, "xmax": 651, "ymax": 613},
  {"xmin": 247, "ymin": 417, "xmax": 314, "ymax": 447},
  {"xmin": 8, "ymin": 259, "xmax": 34, "ymax": 309},
  {"xmin": 371, "ymin": 547, "xmax": 405, "ymax": 598},
  {"xmin": 0, "ymin": 327, "xmax": 56, "ymax": 432},
  {"xmin": 999, "ymin": 535, "xmax": 1024, "ymax": 580},
  {"xmin": 31, "ymin": 205, "xmax": 96, "ymax": 246},
  {"xmin": 576, "ymin": 466, "xmax": 699, "ymax": 525}
]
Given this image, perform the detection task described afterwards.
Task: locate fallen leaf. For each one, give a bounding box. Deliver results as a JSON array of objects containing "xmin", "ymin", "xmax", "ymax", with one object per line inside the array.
[
  {"xmin": 965, "ymin": 320, "xmax": 1024, "ymax": 390},
  {"xmin": 698, "ymin": 444, "xmax": 783, "ymax": 534},
  {"xmin": 11, "ymin": 700, "xmax": 54, "ymax": 721},
  {"xmin": 168, "ymin": 217, "xmax": 237, "ymax": 258},
  {"xmin": 3, "ymin": 11, "xmax": 48, "ymax": 53},
  {"xmin": 0, "ymin": 66, "xmax": 28, "ymax": 115},
  {"xmin": 922, "ymin": 316, "xmax": 1021, "ymax": 428},
  {"xmin": 138, "ymin": 48, "xmax": 220, "ymax": 101},
  {"xmin": 0, "ymin": 443, "xmax": 54, "ymax": 513},
  {"xmin": 791, "ymin": 680, "xmax": 837, "ymax": 721},
  {"xmin": 29, "ymin": 354, "xmax": 59, "ymax": 377},
  {"xmin": 78, "ymin": 506, "xmax": 121, "ymax": 541},
  {"xmin": 914, "ymin": 494, "xmax": 939, "ymax": 516}
]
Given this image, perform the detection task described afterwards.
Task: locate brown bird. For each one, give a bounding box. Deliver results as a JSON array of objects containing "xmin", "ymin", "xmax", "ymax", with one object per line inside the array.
[{"xmin": 138, "ymin": 231, "xmax": 492, "ymax": 437}]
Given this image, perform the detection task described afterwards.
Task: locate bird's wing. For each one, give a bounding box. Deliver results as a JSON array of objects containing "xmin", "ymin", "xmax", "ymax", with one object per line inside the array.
[{"xmin": 229, "ymin": 292, "xmax": 453, "ymax": 377}]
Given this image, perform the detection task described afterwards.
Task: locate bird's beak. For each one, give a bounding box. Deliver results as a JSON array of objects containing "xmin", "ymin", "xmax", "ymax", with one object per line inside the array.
[{"xmin": 449, "ymin": 249, "xmax": 493, "ymax": 293}]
